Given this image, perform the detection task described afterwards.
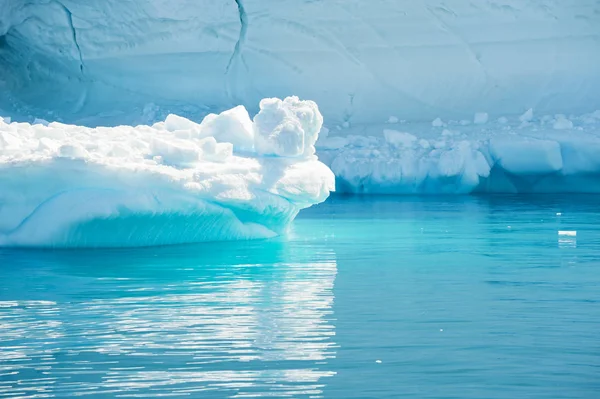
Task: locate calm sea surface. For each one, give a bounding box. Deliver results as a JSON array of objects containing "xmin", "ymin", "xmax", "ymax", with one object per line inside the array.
[{"xmin": 1, "ymin": 195, "xmax": 599, "ymax": 398}]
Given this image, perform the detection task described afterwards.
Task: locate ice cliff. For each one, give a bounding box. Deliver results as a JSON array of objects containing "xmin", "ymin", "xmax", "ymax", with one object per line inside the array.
[{"xmin": 1, "ymin": 0, "xmax": 599, "ymax": 125}]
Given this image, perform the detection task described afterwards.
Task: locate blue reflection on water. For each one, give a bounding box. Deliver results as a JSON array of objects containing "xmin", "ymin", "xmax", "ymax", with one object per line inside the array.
[{"xmin": 2, "ymin": 195, "xmax": 600, "ymax": 398}]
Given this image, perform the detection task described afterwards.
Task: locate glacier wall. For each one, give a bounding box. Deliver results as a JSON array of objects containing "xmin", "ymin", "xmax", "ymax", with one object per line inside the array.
[
  {"xmin": 1, "ymin": 0, "xmax": 600, "ymax": 196},
  {"xmin": 1, "ymin": 0, "xmax": 599, "ymax": 126}
]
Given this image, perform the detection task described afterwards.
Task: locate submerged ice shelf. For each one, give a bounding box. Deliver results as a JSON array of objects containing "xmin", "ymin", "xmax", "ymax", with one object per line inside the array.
[
  {"xmin": 318, "ymin": 110, "xmax": 600, "ymax": 194},
  {"xmin": 0, "ymin": 97, "xmax": 335, "ymax": 248}
]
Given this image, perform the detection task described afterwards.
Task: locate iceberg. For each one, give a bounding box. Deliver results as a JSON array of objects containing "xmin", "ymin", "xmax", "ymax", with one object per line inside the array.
[{"xmin": 0, "ymin": 97, "xmax": 335, "ymax": 248}]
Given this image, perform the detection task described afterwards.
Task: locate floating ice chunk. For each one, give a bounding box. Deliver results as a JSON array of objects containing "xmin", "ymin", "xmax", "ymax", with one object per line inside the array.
[
  {"xmin": 383, "ymin": 130, "xmax": 417, "ymax": 148},
  {"xmin": 0, "ymin": 97, "xmax": 334, "ymax": 248},
  {"xmin": 558, "ymin": 231, "xmax": 577, "ymax": 248},
  {"xmin": 387, "ymin": 116, "xmax": 399, "ymax": 124},
  {"xmin": 519, "ymin": 108, "xmax": 534, "ymax": 123},
  {"xmin": 459, "ymin": 119, "xmax": 471, "ymax": 126},
  {"xmin": 497, "ymin": 116, "xmax": 509, "ymax": 124},
  {"xmin": 553, "ymin": 115, "xmax": 574, "ymax": 130},
  {"xmin": 473, "ymin": 112, "xmax": 489, "ymax": 125},
  {"xmin": 432, "ymin": 117, "xmax": 445, "ymax": 127},
  {"xmin": 558, "ymin": 231, "xmax": 576, "ymax": 236}
]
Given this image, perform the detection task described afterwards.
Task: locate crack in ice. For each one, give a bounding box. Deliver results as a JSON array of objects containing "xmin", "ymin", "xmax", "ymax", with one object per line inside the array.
[
  {"xmin": 226, "ymin": 0, "xmax": 248, "ymax": 74},
  {"xmin": 52, "ymin": 0, "xmax": 84, "ymax": 74}
]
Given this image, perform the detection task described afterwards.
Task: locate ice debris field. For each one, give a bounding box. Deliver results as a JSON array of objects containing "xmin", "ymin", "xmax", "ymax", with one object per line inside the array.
[
  {"xmin": 318, "ymin": 109, "xmax": 600, "ymax": 194},
  {"xmin": 0, "ymin": 97, "xmax": 334, "ymax": 247}
]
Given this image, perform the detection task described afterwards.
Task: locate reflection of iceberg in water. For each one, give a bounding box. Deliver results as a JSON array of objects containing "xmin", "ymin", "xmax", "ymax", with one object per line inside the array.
[{"xmin": 0, "ymin": 240, "xmax": 337, "ymax": 398}]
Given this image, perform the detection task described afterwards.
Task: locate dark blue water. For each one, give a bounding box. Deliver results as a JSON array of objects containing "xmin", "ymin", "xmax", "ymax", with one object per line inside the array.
[{"xmin": 1, "ymin": 196, "xmax": 600, "ymax": 398}]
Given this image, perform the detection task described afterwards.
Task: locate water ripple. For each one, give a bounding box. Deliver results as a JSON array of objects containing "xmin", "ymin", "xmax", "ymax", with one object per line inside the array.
[{"xmin": 0, "ymin": 242, "xmax": 337, "ymax": 398}]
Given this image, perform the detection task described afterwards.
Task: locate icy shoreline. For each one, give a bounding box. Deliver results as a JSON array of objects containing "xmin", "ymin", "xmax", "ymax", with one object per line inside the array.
[{"xmin": 0, "ymin": 97, "xmax": 335, "ymax": 248}]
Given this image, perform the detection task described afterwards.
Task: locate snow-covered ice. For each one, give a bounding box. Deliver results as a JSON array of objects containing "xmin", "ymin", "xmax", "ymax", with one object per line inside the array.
[
  {"xmin": 317, "ymin": 110, "xmax": 600, "ymax": 194},
  {"xmin": 0, "ymin": 97, "xmax": 334, "ymax": 247}
]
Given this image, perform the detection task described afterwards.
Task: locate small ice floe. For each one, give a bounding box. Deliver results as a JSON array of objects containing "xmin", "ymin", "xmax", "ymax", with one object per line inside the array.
[
  {"xmin": 558, "ymin": 231, "xmax": 577, "ymax": 248},
  {"xmin": 387, "ymin": 116, "xmax": 399, "ymax": 123},
  {"xmin": 558, "ymin": 231, "xmax": 576, "ymax": 237},
  {"xmin": 375, "ymin": 360, "xmax": 382, "ymax": 364},
  {"xmin": 431, "ymin": 117, "xmax": 444, "ymax": 127},
  {"xmin": 519, "ymin": 108, "xmax": 534, "ymax": 123},
  {"xmin": 473, "ymin": 112, "xmax": 489, "ymax": 125},
  {"xmin": 556, "ymin": 212, "xmax": 562, "ymax": 216},
  {"xmin": 553, "ymin": 115, "xmax": 574, "ymax": 130}
]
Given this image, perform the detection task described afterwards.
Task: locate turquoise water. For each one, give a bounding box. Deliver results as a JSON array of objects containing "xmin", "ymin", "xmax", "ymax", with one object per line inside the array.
[{"xmin": 1, "ymin": 195, "xmax": 599, "ymax": 398}]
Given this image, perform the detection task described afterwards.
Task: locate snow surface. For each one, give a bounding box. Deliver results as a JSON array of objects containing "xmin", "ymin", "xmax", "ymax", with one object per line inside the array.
[
  {"xmin": 0, "ymin": 97, "xmax": 334, "ymax": 247},
  {"xmin": 317, "ymin": 110, "xmax": 600, "ymax": 194},
  {"xmin": 1, "ymin": 0, "xmax": 599, "ymax": 125}
]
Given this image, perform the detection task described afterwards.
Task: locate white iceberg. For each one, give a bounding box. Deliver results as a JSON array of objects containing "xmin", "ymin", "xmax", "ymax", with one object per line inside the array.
[{"xmin": 0, "ymin": 97, "xmax": 334, "ymax": 248}]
